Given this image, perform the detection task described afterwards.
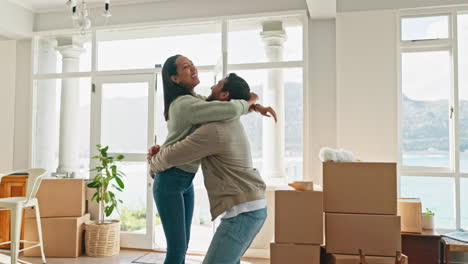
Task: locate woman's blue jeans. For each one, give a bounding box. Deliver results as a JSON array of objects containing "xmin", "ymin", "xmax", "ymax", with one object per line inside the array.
[{"xmin": 153, "ymin": 167, "xmax": 195, "ymax": 264}]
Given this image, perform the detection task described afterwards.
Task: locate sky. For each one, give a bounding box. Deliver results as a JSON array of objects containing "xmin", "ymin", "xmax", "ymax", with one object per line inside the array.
[{"xmin": 402, "ymin": 14, "xmax": 468, "ymax": 101}]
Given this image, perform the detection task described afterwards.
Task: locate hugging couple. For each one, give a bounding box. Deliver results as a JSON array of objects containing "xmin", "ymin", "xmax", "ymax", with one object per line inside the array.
[{"xmin": 147, "ymin": 54, "xmax": 277, "ymax": 264}]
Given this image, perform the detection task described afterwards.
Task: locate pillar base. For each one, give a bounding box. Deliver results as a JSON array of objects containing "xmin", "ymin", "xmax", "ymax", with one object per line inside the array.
[{"xmin": 56, "ymin": 167, "xmax": 79, "ymax": 175}]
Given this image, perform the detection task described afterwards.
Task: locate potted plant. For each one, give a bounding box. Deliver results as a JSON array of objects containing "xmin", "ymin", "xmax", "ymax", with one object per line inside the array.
[
  {"xmin": 85, "ymin": 144, "xmax": 125, "ymax": 257},
  {"xmin": 422, "ymin": 208, "xmax": 435, "ymax": 230}
]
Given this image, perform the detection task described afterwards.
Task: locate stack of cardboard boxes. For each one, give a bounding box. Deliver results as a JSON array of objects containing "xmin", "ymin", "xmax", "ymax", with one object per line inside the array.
[
  {"xmin": 323, "ymin": 162, "xmax": 406, "ymax": 264},
  {"xmin": 271, "ymin": 189, "xmax": 324, "ymax": 264},
  {"xmin": 23, "ymin": 179, "xmax": 90, "ymax": 258}
]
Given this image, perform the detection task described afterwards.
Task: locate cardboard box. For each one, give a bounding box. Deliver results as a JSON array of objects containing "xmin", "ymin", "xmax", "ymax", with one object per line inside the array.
[
  {"xmin": 323, "ymin": 162, "xmax": 397, "ymax": 215},
  {"xmin": 325, "ymin": 213, "xmax": 401, "ymax": 257},
  {"xmin": 271, "ymin": 243, "xmax": 320, "ymax": 264},
  {"xmin": 397, "ymin": 198, "xmax": 422, "ymax": 233},
  {"xmin": 23, "ymin": 214, "xmax": 90, "ymax": 257},
  {"xmin": 328, "ymin": 253, "xmax": 408, "ymax": 264},
  {"xmin": 275, "ymin": 190, "xmax": 323, "ymax": 244},
  {"xmin": 25, "ymin": 179, "xmax": 86, "ymax": 218}
]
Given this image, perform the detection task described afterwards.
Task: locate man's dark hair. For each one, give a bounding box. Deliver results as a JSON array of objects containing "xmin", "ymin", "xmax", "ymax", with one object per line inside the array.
[{"xmin": 222, "ymin": 73, "xmax": 251, "ymax": 101}]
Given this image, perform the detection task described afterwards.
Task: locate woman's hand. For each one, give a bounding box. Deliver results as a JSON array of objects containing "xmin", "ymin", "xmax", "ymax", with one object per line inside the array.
[
  {"xmin": 254, "ymin": 105, "xmax": 278, "ymax": 122},
  {"xmin": 147, "ymin": 145, "xmax": 161, "ymax": 164},
  {"xmin": 247, "ymin": 92, "xmax": 259, "ymax": 106}
]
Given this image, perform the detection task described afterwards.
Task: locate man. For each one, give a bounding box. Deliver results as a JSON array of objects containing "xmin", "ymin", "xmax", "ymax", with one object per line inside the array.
[{"xmin": 148, "ymin": 73, "xmax": 277, "ymax": 264}]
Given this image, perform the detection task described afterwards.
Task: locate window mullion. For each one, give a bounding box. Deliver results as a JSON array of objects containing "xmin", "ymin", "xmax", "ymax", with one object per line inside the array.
[
  {"xmin": 451, "ymin": 10, "xmax": 462, "ymax": 230},
  {"xmin": 222, "ymin": 20, "xmax": 228, "ymax": 77},
  {"xmin": 91, "ymin": 29, "xmax": 97, "ymax": 74}
]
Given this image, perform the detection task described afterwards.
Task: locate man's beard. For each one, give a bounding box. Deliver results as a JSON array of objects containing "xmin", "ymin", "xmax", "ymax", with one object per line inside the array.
[{"xmin": 206, "ymin": 95, "xmax": 215, "ymax": 101}]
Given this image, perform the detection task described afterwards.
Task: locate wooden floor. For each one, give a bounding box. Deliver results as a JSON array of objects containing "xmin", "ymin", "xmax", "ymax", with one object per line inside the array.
[{"xmin": 17, "ymin": 250, "xmax": 270, "ymax": 264}]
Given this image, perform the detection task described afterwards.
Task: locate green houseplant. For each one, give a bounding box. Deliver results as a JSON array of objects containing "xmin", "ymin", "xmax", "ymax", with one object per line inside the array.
[
  {"xmin": 85, "ymin": 144, "xmax": 126, "ymax": 257},
  {"xmin": 88, "ymin": 144, "xmax": 125, "ymax": 223},
  {"xmin": 422, "ymin": 208, "xmax": 435, "ymax": 230}
]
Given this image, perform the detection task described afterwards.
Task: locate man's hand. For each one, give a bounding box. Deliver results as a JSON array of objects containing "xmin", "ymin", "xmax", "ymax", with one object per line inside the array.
[
  {"xmin": 147, "ymin": 145, "xmax": 161, "ymax": 164},
  {"xmin": 254, "ymin": 105, "xmax": 278, "ymax": 122},
  {"xmin": 148, "ymin": 145, "xmax": 160, "ymax": 179},
  {"xmin": 247, "ymin": 92, "xmax": 259, "ymax": 106}
]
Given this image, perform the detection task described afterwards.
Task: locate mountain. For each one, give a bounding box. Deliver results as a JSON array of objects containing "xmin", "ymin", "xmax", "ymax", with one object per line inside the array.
[
  {"xmin": 79, "ymin": 82, "xmax": 304, "ymax": 158},
  {"xmin": 403, "ymin": 94, "xmax": 468, "ymax": 152}
]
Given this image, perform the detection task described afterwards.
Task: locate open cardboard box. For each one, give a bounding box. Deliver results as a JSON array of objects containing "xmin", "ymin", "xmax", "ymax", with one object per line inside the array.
[{"xmin": 398, "ymin": 198, "xmax": 422, "ymax": 233}]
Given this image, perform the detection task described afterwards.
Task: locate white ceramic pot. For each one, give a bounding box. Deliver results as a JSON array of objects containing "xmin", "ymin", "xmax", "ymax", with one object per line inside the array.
[{"xmin": 422, "ymin": 214, "xmax": 435, "ymax": 230}]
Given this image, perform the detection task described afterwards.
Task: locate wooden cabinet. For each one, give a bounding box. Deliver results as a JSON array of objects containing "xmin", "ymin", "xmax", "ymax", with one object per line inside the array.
[
  {"xmin": 0, "ymin": 175, "xmax": 28, "ymax": 249},
  {"xmin": 402, "ymin": 230, "xmax": 441, "ymax": 264}
]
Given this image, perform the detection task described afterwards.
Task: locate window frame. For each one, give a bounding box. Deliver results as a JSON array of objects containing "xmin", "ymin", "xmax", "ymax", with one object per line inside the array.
[
  {"xmin": 30, "ymin": 10, "xmax": 309, "ymax": 181},
  {"xmin": 398, "ymin": 7, "xmax": 468, "ymax": 231}
]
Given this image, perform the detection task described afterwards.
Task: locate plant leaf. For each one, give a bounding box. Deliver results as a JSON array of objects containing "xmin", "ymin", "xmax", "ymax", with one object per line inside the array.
[
  {"xmin": 91, "ymin": 192, "xmax": 99, "ymax": 202},
  {"xmin": 87, "ymin": 182, "xmax": 101, "ymax": 188},
  {"xmin": 105, "ymin": 204, "xmax": 115, "ymax": 217},
  {"xmin": 115, "ymin": 176, "xmax": 125, "ymax": 189}
]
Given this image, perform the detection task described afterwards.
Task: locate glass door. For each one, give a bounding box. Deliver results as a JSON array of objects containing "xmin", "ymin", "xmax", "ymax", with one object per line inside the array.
[{"xmin": 91, "ymin": 74, "xmax": 156, "ymax": 249}]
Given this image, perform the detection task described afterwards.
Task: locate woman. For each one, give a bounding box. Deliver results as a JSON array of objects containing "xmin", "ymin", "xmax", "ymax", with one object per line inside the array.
[{"xmin": 152, "ymin": 54, "xmax": 258, "ymax": 264}]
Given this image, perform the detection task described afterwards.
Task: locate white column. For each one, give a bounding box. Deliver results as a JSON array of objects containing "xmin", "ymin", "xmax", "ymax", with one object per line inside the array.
[
  {"xmin": 34, "ymin": 39, "xmax": 58, "ymax": 173},
  {"xmin": 243, "ymin": 21, "xmax": 288, "ymax": 259},
  {"xmin": 261, "ymin": 21, "xmax": 287, "ymax": 181},
  {"xmin": 56, "ymin": 41, "xmax": 84, "ymax": 174}
]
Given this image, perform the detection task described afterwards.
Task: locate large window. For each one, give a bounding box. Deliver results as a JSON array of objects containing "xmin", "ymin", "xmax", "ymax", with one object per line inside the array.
[
  {"xmin": 401, "ymin": 50, "xmax": 451, "ymax": 168},
  {"xmin": 400, "ymin": 11, "xmax": 468, "ymax": 230},
  {"xmin": 32, "ymin": 12, "xmax": 307, "ymax": 251},
  {"xmin": 97, "ymin": 23, "xmax": 221, "ymax": 71}
]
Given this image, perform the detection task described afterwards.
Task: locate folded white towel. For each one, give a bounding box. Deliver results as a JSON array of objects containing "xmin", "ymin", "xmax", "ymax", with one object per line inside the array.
[{"xmin": 319, "ymin": 147, "xmax": 355, "ymax": 162}]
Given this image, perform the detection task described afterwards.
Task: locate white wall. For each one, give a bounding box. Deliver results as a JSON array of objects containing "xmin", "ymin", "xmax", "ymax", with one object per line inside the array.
[
  {"xmin": 0, "ymin": 1, "xmax": 33, "ymax": 38},
  {"xmin": 336, "ymin": 10, "xmax": 398, "ymax": 162},
  {"xmin": 338, "ymin": 0, "xmax": 468, "ymax": 12},
  {"xmin": 34, "ymin": 0, "xmax": 307, "ymax": 31},
  {"xmin": 13, "ymin": 40, "xmax": 32, "ymax": 170},
  {"xmin": 308, "ymin": 19, "xmax": 336, "ymax": 185},
  {"xmin": 0, "ymin": 40, "xmax": 17, "ymax": 173}
]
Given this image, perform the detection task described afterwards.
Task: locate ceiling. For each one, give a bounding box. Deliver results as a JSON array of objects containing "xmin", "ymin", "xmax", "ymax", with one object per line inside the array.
[{"xmin": 9, "ymin": 0, "xmax": 170, "ymax": 12}]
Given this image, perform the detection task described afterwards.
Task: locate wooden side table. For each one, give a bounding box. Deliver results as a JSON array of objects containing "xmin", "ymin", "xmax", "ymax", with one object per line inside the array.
[
  {"xmin": 402, "ymin": 230, "xmax": 442, "ymax": 264},
  {"xmin": 0, "ymin": 175, "xmax": 28, "ymax": 249},
  {"xmin": 441, "ymin": 237, "xmax": 468, "ymax": 264}
]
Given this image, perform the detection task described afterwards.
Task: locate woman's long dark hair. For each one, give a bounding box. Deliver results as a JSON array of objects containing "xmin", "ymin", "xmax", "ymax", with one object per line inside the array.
[{"xmin": 162, "ymin": 54, "xmax": 193, "ymax": 121}]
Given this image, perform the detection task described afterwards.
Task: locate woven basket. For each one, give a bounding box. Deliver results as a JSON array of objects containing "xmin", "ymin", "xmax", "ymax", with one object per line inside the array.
[{"xmin": 85, "ymin": 220, "xmax": 120, "ymax": 257}]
